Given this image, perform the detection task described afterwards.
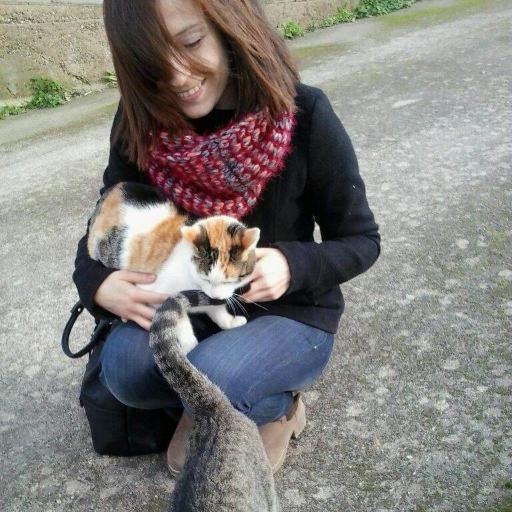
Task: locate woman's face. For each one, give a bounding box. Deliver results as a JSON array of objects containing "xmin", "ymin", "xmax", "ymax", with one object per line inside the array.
[{"xmin": 157, "ymin": 0, "xmax": 235, "ymax": 119}]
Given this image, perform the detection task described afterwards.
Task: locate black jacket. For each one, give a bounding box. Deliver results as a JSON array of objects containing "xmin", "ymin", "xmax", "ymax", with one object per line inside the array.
[{"xmin": 73, "ymin": 83, "xmax": 380, "ymax": 333}]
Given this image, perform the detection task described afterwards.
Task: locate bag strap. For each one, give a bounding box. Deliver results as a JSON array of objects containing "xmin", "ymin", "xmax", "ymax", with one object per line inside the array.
[{"xmin": 61, "ymin": 301, "xmax": 112, "ymax": 359}]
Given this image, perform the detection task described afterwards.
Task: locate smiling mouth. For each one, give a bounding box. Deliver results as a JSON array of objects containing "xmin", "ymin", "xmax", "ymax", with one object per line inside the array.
[{"xmin": 176, "ymin": 79, "xmax": 205, "ymax": 99}]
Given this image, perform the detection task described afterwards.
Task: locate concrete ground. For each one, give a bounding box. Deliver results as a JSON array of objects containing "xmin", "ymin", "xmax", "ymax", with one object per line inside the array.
[{"xmin": 1, "ymin": 0, "xmax": 510, "ymax": 510}]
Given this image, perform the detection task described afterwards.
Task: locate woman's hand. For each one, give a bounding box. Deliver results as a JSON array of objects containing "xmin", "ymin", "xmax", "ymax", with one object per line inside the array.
[
  {"xmin": 241, "ymin": 248, "xmax": 290, "ymax": 303},
  {"xmin": 94, "ymin": 270, "xmax": 168, "ymax": 331}
]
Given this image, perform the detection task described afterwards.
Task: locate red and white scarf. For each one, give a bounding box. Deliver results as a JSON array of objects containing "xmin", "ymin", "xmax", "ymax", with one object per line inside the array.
[{"xmin": 145, "ymin": 110, "xmax": 295, "ymax": 219}]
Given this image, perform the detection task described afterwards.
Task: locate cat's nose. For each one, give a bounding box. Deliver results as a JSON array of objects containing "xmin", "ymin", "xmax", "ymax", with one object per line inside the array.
[{"xmin": 210, "ymin": 287, "xmax": 231, "ymax": 300}]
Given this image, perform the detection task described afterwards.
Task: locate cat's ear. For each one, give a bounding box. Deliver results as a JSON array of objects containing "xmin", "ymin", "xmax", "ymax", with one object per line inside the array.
[
  {"xmin": 241, "ymin": 228, "xmax": 260, "ymax": 251},
  {"xmin": 180, "ymin": 225, "xmax": 201, "ymax": 246}
]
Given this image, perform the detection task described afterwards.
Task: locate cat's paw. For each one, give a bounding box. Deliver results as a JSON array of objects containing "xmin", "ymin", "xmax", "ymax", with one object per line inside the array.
[
  {"xmin": 228, "ymin": 315, "xmax": 247, "ymax": 329},
  {"xmin": 216, "ymin": 314, "xmax": 247, "ymax": 329},
  {"xmin": 180, "ymin": 340, "xmax": 197, "ymax": 355},
  {"xmin": 175, "ymin": 322, "xmax": 198, "ymax": 354},
  {"xmin": 207, "ymin": 307, "xmax": 248, "ymax": 330},
  {"xmin": 180, "ymin": 336, "xmax": 198, "ymax": 355}
]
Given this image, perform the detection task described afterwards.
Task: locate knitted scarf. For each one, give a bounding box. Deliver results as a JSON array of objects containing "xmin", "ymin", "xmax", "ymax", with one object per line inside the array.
[{"xmin": 144, "ymin": 110, "xmax": 295, "ymax": 219}]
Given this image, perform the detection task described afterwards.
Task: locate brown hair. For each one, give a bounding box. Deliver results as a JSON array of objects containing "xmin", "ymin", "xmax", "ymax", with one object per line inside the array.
[{"xmin": 103, "ymin": 0, "xmax": 299, "ymax": 169}]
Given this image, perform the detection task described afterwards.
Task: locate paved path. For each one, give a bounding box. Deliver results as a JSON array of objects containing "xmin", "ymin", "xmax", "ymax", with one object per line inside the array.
[{"xmin": 1, "ymin": 0, "xmax": 510, "ymax": 510}]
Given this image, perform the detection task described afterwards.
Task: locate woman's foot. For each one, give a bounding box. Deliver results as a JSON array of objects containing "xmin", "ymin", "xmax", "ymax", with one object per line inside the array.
[
  {"xmin": 166, "ymin": 394, "xmax": 306, "ymax": 476},
  {"xmin": 166, "ymin": 411, "xmax": 193, "ymax": 476},
  {"xmin": 258, "ymin": 393, "xmax": 306, "ymax": 474}
]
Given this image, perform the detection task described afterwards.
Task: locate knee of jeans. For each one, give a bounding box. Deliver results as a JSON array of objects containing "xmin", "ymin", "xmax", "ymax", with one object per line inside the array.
[
  {"xmin": 99, "ymin": 340, "xmax": 154, "ymax": 407},
  {"xmin": 230, "ymin": 393, "xmax": 293, "ymax": 426},
  {"xmin": 188, "ymin": 350, "xmax": 246, "ymax": 404},
  {"xmin": 187, "ymin": 349, "xmax": 221, "ymax": 385},
  {"xmin": 244, "ymin": 391, "xmax": 293, "ymax": 427}
]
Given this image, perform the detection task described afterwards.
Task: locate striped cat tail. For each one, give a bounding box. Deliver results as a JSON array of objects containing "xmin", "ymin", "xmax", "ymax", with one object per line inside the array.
[{"xmin": 149, "ymin": 294, "xmax": 229, "ymax": 417}]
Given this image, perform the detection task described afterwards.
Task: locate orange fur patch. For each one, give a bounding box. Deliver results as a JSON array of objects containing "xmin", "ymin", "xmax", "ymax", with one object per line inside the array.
[{"xmin": 127, "ymin": 214, "xmax": 187, "ymax": 273}]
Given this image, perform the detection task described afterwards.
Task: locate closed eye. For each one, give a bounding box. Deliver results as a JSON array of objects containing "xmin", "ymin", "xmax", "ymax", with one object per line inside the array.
[{"xmin": 185, "ymin": 38, "xmax": 203, "ymax": 49}]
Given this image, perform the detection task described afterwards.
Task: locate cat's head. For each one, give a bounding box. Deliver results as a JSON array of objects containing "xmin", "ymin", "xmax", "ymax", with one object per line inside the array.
[{"xmin": 180, "ymin": 216, "xmax": 260, "ymax": 299}]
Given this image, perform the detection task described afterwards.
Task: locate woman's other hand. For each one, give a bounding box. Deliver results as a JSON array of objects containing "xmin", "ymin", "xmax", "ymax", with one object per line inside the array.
[
  {"xmin": 94, "ymin": 270, "xmax": 168, "ymax": 331},
  {"xmin": 241, "ymin": 248, "xmax": 290, "ymax": 302}
]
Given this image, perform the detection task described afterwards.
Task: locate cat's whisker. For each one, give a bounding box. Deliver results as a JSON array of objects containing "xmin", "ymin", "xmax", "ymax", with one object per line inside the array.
[
  {"xmin": 226, "ymin": 296, "xmax": 238, "ymax": 314},
  {"xmin": 230, "ymin": 296, "xmax": 249, "ymax": 316},
  {"xmin": 238, "ymin": 299, "xmax": 249, "ymax": 316},
  {"xmin": 233, "ymin": 293, "xmax": 269, "ymax": 311},
  {"xmin": 227, "ymin": 296, "xmax": 237, "ymax": 311},
  {"xmin": 228, "ymin": 295, "xmax": 243, "ymax": 316}
]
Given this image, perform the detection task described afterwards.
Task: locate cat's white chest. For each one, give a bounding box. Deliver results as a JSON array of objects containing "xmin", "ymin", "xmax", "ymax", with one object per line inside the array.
[{"xmin": 138, "ymin": 239, "xmax": 196, "ymax": 295}]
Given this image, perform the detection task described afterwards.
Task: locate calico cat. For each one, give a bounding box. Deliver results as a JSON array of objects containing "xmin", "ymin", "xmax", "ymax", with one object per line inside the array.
[
  {"xmin": 150, "ymin": 290, "xmax": 279, "ymax": 512},
  {"xmin": 87, "ymin": 182, "xmax": 260, "ymax": 353}
]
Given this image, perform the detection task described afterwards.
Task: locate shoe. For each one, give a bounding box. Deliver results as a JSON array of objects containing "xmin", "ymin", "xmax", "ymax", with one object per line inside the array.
[
  {"xmin": 166, "ymin": 395, "xmax": 306, "ymax": 476},
  {"xmin": 166, "ymin": 411, "xmax": 193, "ymax": 476},
  {"xmin": 258, "ymin": 393, "xmax": 306, "ymax": 474}
]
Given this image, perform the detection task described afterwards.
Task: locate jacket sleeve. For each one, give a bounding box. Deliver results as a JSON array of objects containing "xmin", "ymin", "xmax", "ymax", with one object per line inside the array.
[
  {"xmin": 273, "ymin": 90, "xmax": 381, "ymax": 296},
  {"xmin": 72, "ymin": 104, "xmax": 143, "ymax": 319}
]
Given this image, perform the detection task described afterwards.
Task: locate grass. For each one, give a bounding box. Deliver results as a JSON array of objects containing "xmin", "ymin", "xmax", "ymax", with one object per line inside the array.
[
  {"xmin": 102, "ymin": 71, "xmax": 118, "ymax": 88},
  {"xmin": 0, "ymin": 71, "xmax": 120, "ymax": 120},
  {"xmin": 380, "ymin": 0, "xmax": 488, "ymax": 27},
  {"xmin": 306, "ymin": 7, "xmax": 357, "ymax": 32},
  {"xmin": 0, "ymin": 104, "xmax": 26, "ymax": 119},
  {"xmin": 0, "ymin": 77, "xmax": 68, "ymax": 120},
  {"xmin": 279, "ymin": 0, "xmax": 418, "ymax": 39}
]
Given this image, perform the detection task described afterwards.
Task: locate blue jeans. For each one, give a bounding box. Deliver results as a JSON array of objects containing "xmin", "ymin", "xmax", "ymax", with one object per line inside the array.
[{"xmin": 99, "ymin": 314, "xmax": 334, "ymax": 426}]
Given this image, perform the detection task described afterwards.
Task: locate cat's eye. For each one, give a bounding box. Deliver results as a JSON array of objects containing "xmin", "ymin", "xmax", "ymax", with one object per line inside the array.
[{"xmin": 229, "ymin": 247, "xmax": 241, "ymax": 263}]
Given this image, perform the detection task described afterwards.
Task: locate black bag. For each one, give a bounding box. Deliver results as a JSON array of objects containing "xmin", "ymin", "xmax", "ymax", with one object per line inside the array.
[{"xmin": 62, "ymin": 302, "xmax": 179, "ymax": 456}]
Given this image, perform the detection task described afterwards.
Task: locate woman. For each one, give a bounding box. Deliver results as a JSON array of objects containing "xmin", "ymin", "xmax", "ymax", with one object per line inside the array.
[{"xmin": 73, "ymin": 0, "xmax": 380, "ymax": 475}]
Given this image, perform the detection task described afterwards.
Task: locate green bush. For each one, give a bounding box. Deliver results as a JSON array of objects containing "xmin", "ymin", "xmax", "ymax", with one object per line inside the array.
[
  {"xmin": 280, "ymin": 21, "xmax": 305, "ymax": 39},
  {"xmin": 1, "ymin": 77, "xmax": 68, "ymax": 120},
  {"xmin": 25, "ymin": 77, "xmax": 67, "ymax": 109},
  {"xmin": 334, "ymin": 7, "xmax": 357, "ymax": 23},
  {"xmin": 354, "ymin": 0, "xmax": 415, "ymax": 18}
]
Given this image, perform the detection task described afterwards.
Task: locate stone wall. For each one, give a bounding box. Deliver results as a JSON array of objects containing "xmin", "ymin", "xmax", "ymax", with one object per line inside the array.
[
  {"xmin": 0, "ymin": 1, "xmax": 359, "ymax": 102},
  {"xmin": 0, "ymin": 3, "xmax": 108, "ymax": 99}
]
